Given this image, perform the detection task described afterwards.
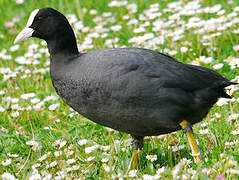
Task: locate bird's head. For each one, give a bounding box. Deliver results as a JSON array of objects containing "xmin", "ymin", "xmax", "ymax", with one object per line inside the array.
[{"xmin": 14, "ymin": 8, "xmax": 71, "ymax": 43}]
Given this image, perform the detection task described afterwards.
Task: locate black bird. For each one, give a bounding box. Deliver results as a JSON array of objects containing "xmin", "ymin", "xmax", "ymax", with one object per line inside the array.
[{"xmin": 15, "ymin": 8, "xmax": 237, "ymax": 166}]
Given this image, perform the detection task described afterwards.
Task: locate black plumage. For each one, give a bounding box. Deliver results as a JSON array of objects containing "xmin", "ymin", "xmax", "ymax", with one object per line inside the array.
[
  {"xmin": 15, "ymin": 8, "xmax": 237, "ymax": 160},
  {"xmin": 50, "ymin": 47, "xmax": 234, "ymax": 137}
]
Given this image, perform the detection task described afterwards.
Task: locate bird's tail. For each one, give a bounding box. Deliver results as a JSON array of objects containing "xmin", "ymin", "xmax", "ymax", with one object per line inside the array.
[{"xmin": 216, "ymin": 81, "xmax": 238, "ymax": 99}]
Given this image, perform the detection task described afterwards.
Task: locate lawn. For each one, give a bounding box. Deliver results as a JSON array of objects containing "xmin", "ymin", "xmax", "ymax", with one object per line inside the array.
[{"xmin": 0, "ymin": 0, "xmax": 239, "ymax": 179}]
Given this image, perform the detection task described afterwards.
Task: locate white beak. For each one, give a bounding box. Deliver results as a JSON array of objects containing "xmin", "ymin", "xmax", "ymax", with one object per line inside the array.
[
  {"xmin": 14, "ymin": 9, "xmax": 39, "ymax": 44},
  {"xmin": 14, "ymin": 27, "xmax": 34, "ymax": 44}
]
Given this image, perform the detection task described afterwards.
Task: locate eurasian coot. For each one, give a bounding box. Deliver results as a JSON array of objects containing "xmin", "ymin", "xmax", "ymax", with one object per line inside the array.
[{"xmin": 14, "ymin": 8, "xmax": 237, "ymax": 166}]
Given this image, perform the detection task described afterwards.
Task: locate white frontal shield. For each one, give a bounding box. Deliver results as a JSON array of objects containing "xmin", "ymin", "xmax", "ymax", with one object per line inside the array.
[{"xmin": 14, "ymin": 9, "xmax": 39, "ymax": 44}]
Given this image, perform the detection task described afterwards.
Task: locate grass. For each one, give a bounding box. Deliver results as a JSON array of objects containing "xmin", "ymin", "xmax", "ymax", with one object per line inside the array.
[{"xmin": 0, "ymin": 0, "xmax": 239, "ymax": 179}]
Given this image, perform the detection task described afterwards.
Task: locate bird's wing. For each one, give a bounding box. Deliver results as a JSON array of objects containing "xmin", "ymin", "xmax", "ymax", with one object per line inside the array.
[
  {"xmin": 138, "ymin": 51, "xmax": 229, "ymax": 92},
  {"xmin": 76, "ymin": 48, "xmax": 230, "ymax": 103}
]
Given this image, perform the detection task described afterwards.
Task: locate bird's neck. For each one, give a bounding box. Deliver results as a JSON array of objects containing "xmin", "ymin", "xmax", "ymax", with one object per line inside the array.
[{"xmin": 46, "ymin": 29, "xmax": 79, "ymax": 57}]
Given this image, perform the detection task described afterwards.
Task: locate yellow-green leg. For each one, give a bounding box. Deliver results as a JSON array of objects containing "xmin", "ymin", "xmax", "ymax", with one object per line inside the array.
[
  {"xmin": 180, "ymin": 120, "xmax": 202, "ymax": 162},
  {"xmin": 132, "ymin": 148, "xmax": 141, "ymax": 169},
  {"xmin": 129, "ymin": 136, "xmax": 144, "ymax": 170}
]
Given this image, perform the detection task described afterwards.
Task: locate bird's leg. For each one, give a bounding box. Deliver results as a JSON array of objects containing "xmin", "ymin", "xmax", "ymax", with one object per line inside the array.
[
  {"xmin": 129, "ymin": 136, "xmax": 144, "ymax": 170},
  {"xmin": 179, "ymin": 120, "xmax": 202, "ymax": 163}
]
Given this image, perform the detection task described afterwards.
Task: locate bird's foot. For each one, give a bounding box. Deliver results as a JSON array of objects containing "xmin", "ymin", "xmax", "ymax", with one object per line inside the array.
[
  {"xmin": 127, "ymin": 148, "xmax": 141, "ymax": 172},
  {"xmin": 132, "ymin": 148, "xmax": 141, "ymax": 169},
  {"xmin": 180, "ymin": 120, "xmax": 202, "ymax": 163},
  {"xmin": 127, "ymin": 136, "xmax": 144, "ymax": 171}
]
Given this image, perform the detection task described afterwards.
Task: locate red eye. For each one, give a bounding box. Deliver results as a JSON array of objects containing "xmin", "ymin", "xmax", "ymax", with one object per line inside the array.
[{"xmin": 38, "ymin": 17, "xmax": 44, "ymax": 22}]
